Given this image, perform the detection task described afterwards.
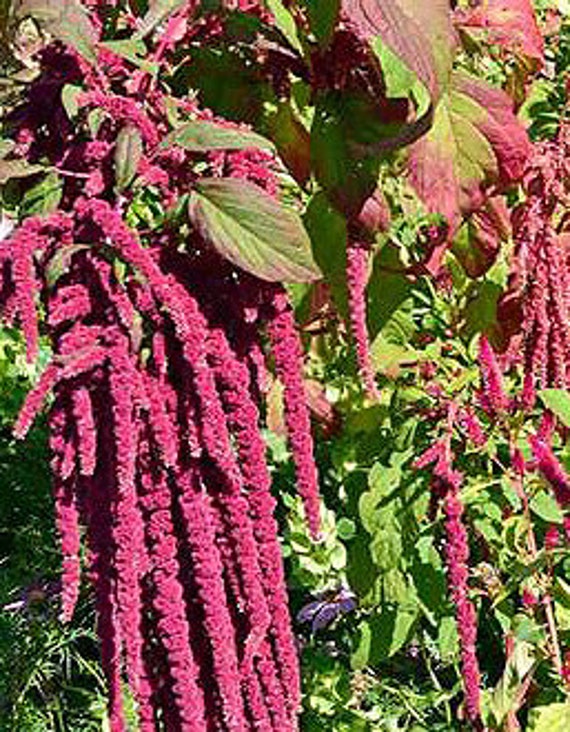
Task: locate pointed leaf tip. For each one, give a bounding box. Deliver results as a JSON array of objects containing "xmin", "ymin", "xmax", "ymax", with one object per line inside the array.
[{"xmin": 189, "ymin": 178, "xmax": 322, "ymax": 283}]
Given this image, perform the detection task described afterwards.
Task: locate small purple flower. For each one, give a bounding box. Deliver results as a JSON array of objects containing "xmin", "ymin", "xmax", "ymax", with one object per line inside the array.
[{"xmin": 297, "ymin": 586, "xmax": 357, "ymax": 632}]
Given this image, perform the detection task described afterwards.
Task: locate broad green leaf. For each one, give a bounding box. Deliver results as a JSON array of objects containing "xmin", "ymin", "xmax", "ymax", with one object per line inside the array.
[
  {"xmin": 265, "ymin": 102, "xmax": 311, "ymax": 185},
  {"xmin": 100, "ymin": 39, "xmax": 159, "ymax": 75},
  {"xmin": 310, "ymin": 92, "xmax": 380, "ymax": 217},
  {"xmin": 304, "ymin": 191, "xmax": 347, "ymax": 314},
  {"xmin": 529, "ymin": 491, "xmax": 564, "ymax": 524},
  {"xmin": 61, "ymin": 84, "xmax": 82, "ymax": 120},
  {"xmin": 20, "ymin": 171, "xmax": 63, "ymax": 216},
  {"xmin": 538, "ymin": 389, "xmax": 570, "ymax": 428},
  {"xmin": 437, "ymin": 616, "xmax": 458, "ymax": 659},
  {"xmin": 17, "ymin": 0, "xmax": 97, "ymax": 64},
  {"xmin": 528, "ymin": 704, "xmax": 570, "ymax": 732},
  {"xmin": 189, "ymin": 178, "xmax": 321, "ymax": 282},
  {"xmin": 462, "ymin": 281, "xmax": 502, "ymax": 343},
  {"xmin": 164, "ymin": 120, "xmax": 274, "ymax": 153},
  {"xmin": 0, "ymin": 140, "xmax": 15, "ymax": 158},
  {"xmin": 367, "ymin": 245, "xmax": 412, "ymax": 340},
  {"xmin": 303, "ymin": 0, "xmax": 339, "ymax": 47},
  {"xmin": 114, "ymin": 126, "xmax": 143, "ymax": 192},
  {"xmin": 0, "ymin": 159, "xmax": 46, "ymax": 184},
  {"xmin": 351, "ymin": 605, "xmax": 418, "ymax": 668},
  {"xmin": 265, "ymin": 0, "xmax": 303, "ymax": 53},
  {"xmin": 371, "ymin": 38, "xmax": 430, "ymax": 114}
]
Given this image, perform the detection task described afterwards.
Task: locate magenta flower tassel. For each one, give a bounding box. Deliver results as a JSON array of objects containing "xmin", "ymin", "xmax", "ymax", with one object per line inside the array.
[
  {"xmin": 529, "ymin": 435, "xmax": 570, "ymax": 508},
  {"xmin": 266, "ymin": 287, "xmax": 321, "ymax": 538},
  {"xmin": 137, "ymin": 434, "xmax": 206, "ymax": 730},
  {"xmin": 208, "ymin": 326, "xmax": 301, "ymax": 718},
  {"xmin": 176, "ymin": 469, "xmax": 247, "ymax": 730},
  {"xmin": 346, "ymin": 239, "xmax": 380, "ymax": 400},
  {"xmin": 478, "ymin": 335, "xmax": 509, "ymax": 414},
  {"xmin": 444, "ymin": 482, "xmax": 482, "ymax": 724}
]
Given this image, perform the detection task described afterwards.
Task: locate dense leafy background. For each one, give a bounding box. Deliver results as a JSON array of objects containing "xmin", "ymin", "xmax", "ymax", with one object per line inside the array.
[{"xmin": 2, "ymin": 1, "xmax": 570, "ymax": 730}]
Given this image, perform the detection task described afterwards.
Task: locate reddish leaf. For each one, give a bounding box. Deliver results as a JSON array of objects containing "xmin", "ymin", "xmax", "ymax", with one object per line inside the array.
[
  {"xmin": 408, "ymin": 72, "xmax": 531, "ymax": 268},
  {"xmin": 341, "ymin": 0, "xmax": 454, "ymax": 99},
  {"xmin": 454, "ymin": 0, "xmax": 544, "ymax": 65}
]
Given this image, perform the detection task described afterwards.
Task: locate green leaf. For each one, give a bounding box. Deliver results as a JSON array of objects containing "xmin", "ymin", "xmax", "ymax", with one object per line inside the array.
[
  {"xmin": 337, "ymin": 517, "xmax": 356, "ymax": 541},
  {"xmin": 437, "ymin": 616, "xmax": 458, "ymax": 659},
  {"xmin": 538, "ymin": 389, "xmax": 570, "ymax": 428},
  {"xmin": 265, "ymin": 0, "xmax": 303, "ymax": 53},
  {"xmin": 100, "ymin": 39, "xmax": 159, "ymax": 75},
  {"xmin": 61, "ymin": 84, "xmax": 82, "ymax": 120},
  {"xmin": 164, "ymin": 120, "xmax": 274, "ymax": 153},
  {"xmin": 528, "ymin": 704, "xmax": 570, "ymax": 732},
  {"xmin": 304, "ymin": 191, "xmax": 347, "ymax": 315},
  {"xmin": 367, "ymin": 245, "xmax": 412, "ymax": 341},
  {"xmin": 17, "ymin": 0, "xmax": 97, "ymax": 64},
  {"xmin": 114, "ymin": 126, "xmax": 143, "ymax": 192},
  {"xmin": 302, "ymin": 0, "xmax": 339, "ymax": 47},
  {"xmin": 529, "ymin": 491, "xmax": 564, "ymax": 524},
  {"xmin": 342, "ymin": 0, "xmax": 453, "ymax": 100},
  {"xmin": 189, "ymin": 178, "xmax": 321, "ymax": 282},
  {"xmin": 135, "ymin": 0, "xmax": 187, "ymax": 39},
  {"xmin": 351, "ymin": 605, "xmax": 418, "ymax": 668},
  {"xmin": 310, "ymin": 92, "xmax": 380, "ymax": 217},
  {"xmin": 264, "ymin": 101, "xmax": 311, "ymax": 185},
  {"xmin": 20, "ymin": 171, "xmax": 63, "ymax": 216},
  {"xmin": 0, "ymin": 160, "xmax": 46, "ymax": 184}
]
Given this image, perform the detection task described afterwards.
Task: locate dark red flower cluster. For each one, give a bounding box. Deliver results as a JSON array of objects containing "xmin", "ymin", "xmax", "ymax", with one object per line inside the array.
[
  {"xmin": 414, "ymin": 405, "xmax": 482, "ymax": 725},
  {"xmin": 509, "ymin": 128, "xmax": 570, "ymax": 407},
  {"xmin": 0, "ymin": 4, "xmax": 320, "ymax": 729}
]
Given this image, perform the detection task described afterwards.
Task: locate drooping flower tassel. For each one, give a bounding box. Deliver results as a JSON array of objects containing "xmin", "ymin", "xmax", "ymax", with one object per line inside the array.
[
  {"xmin": 266, "ymin": 286, "xmax": 321, "ymax": 538},
  {"xmin": 346, "ymin": 239, "xmax": 380, "ymax": 400},
  {"xmin": 175, "ymin": 468, "xmax": 248, "ymax": 730},
  {"xmin": 137, "ymin": 430, "xmax": 206, "ymax": 730},
  {"xmin": 49, "ymin": 402, "xmax": 82, "ymax": 622},
  {"xmin": 443, "ymin": 479, "xmax": 482, "ymax": 726},
  {"xmin": 208, "ymin": 326, "xmax": 300, "ymax": 720}
]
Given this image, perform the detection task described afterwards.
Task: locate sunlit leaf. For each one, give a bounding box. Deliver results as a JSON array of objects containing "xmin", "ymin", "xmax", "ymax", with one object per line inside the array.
[
  {"xmin": 341, "ymin": 0, "xmax": 454, "ymax": 99},
  {"xmin": 528, "ymin": 703, "xmax": 570, "ymax": 732},
  {"xmin": 164, "ymin": 119, "xmax": 274, "ymax": 153},
  {"xmin": 114, "ymin": 125, "xmax": 143, "ymax": 192},
  {"xmin": 189, "ymin": 178, "xmax": 321, "ymax": 282},
  {"xmin": 0, "ymin": 159, "xmax": 46, "ymax": 184},
  {"xmin": 538, "ymin": 390, "xmax": 570, "ymax": 428},
  {"xmin": 408, "ymin": 72, "xmax": 532, "ymax": 265},
  {"xmin": 17, "ymin": 0, "xmax": 97, "ymax": 64}
]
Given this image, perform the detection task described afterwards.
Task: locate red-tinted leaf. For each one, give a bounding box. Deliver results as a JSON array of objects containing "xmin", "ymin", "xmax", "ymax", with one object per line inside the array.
[
  {"xmin": 454, "ymin": 0, "xmax": 544, "ymax": 65},
  {"xmin": 408, "ymin": 72, "xmax": 531, "ymax": 267},
  {"xmin": 341, "ymin": 0, "xmax": 454, "ymax": 99}
]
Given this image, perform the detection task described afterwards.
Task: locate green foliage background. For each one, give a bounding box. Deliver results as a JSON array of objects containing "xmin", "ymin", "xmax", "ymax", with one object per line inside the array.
[{"xmin": 3, "ymin": 1, "xmax": 570, "ymax": 730}]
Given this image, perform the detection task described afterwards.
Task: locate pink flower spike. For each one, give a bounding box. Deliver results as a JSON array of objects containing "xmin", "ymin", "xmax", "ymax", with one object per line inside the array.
[
  {"xmin": 346, "ymin": 239, "xmax": 380, "ymax": 400},
  {"xmin": 529, "ymin": 435, "xmax": 570, "ymax": 508},
  {"xmin": 478, "ymin": 335, "xmax": 509, "ymax": 414}
]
